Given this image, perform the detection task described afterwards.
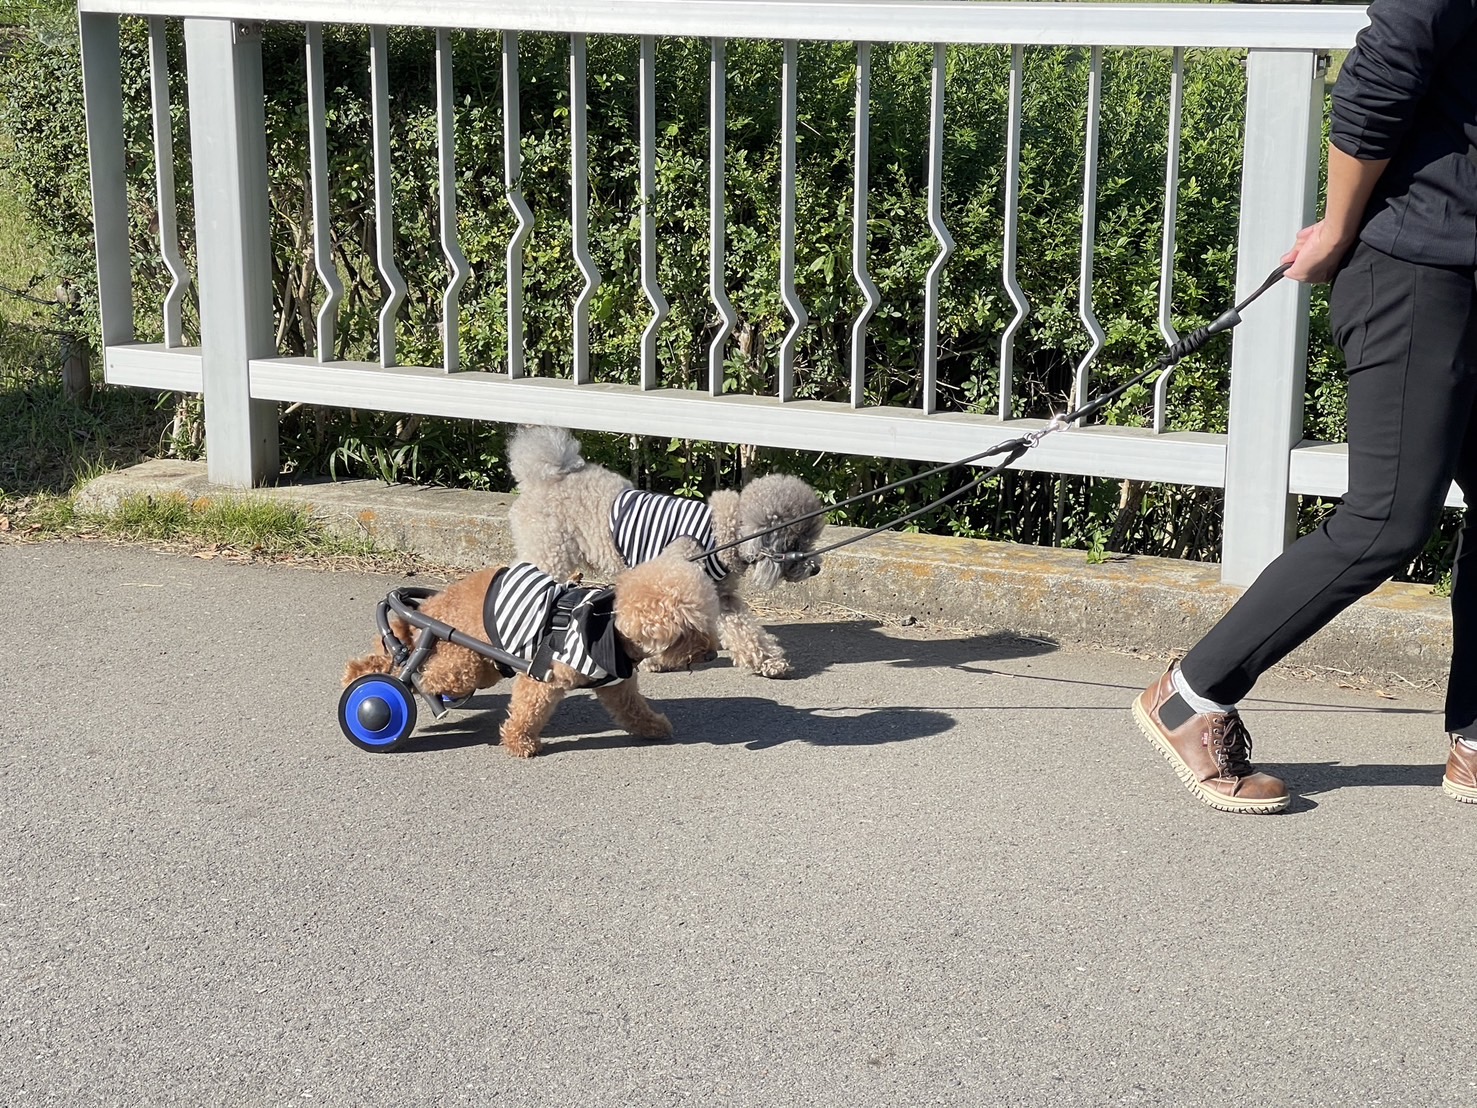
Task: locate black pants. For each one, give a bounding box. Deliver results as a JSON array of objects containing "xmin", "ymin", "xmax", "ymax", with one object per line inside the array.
[{"xmin": 1180, "ymin": 242, "xmax": 1477, "ymax": 736}]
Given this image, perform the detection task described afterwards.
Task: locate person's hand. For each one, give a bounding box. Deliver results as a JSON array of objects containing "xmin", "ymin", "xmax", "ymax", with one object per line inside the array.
[{"xmin": 1281, "ymin": 220, "xmax": 1356, "ymax": 284}]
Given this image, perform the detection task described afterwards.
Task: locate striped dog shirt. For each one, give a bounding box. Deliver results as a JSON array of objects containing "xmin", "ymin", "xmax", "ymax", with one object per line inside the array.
[
  {"xmin": 610, "ymin": 488, "xmax": 729, "ymax": 582},
  {"xmin": 482, "ymin": 562, "xmax": 630, "ymax": 685}
]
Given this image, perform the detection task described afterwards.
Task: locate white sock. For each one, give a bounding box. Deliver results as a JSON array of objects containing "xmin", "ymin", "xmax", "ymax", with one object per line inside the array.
[
  {"xmin": 1172, "ymin": 666, "xmax": 1238, "ymax": 716},
  {"xmin": 1458, "ymin": 737, "xmax": 1477, "ymax": 753}
]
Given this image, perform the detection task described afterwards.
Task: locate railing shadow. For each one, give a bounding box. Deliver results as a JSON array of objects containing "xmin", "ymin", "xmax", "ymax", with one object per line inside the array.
[
  {"xmin": 769, "ymin": 618, "xmax": 1057, "ymax": 678},
  {"xmin": 1277, "ymin": 760, "xmax": 1446, "ymax": 797}
]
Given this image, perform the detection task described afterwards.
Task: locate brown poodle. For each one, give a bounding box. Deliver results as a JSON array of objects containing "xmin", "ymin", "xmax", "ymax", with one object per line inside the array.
[{"xmin": 342, "ymin": 540, "xmax": 720, "ymax": 757}]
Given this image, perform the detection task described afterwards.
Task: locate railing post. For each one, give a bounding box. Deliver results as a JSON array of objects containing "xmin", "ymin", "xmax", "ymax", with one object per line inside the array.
[
  {"xmin": 184, "ymin": 17, "xmax": 279, "ymax": 487},
  {"xmin": 79, "ymin": 12, "xmax": 134, "ymax": 354},
  {"xmin": 1221, "ymin": 48, "xmax": 1324, "ymax": 586}
]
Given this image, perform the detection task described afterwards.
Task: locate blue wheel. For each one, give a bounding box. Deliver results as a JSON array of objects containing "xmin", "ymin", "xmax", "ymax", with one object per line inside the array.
[{"xmin": 338, "ymin": 674, "xmax": 417, "ymax": 752}]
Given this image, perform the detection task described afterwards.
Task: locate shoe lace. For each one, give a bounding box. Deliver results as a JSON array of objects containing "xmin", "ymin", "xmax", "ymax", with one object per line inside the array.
[{"xmin": 1207, "ymin": 713, "xmax": 1257, "ymax": 779}]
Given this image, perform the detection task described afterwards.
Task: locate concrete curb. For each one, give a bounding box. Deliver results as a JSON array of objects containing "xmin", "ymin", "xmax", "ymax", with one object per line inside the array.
[{"xmin": 74, "ymin": 459, "xmax": 1453, "ymax": 689}]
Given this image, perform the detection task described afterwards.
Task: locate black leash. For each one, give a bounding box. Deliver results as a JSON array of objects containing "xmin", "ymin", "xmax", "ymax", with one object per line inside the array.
[{"xmin": 701, "ymin": 262, "xmax": 1291, "ymax": 565}]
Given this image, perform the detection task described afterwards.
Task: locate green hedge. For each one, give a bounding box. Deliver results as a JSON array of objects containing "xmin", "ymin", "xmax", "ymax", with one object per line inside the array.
[{"xmin": 9, "ymin": 14, "xmax": 1421, "ymax": 573}]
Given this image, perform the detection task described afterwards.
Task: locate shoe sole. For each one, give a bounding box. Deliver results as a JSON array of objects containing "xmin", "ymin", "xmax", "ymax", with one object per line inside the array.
[
  {"xmin": 1442, "ymin": 776, "xmax": 1477, "ymax": 804},
  {"xmin": 1132, "ymin": 694, "xmax": 1290, "ymax": 815}
]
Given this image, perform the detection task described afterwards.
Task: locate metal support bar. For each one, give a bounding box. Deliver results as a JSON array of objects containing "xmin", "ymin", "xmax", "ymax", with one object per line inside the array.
[
  {"xmin": 1152, "ymin": 46, "xmax": 1185, "ymax": 434},
  {"xmin": 306, "ymin": 22, "xmax": 344, "ymax": 362},
  {"xmin": 922, "ymin": 41, "xmax": 954, "ymax": 416},
  {"xmin": 147, "ymin": 17, "xmax": 189, "ymax": 349},
  {"xmin": 708, "ymin": 37, "xmax": 737, "ymax": 396},
  {"xmin": 850, "ymin": 41, "xmax": 879, "ymax": 409},
  {"xmin": 184, "ymin": 16, "xmax": 278, "ymax": 486},
  {"xmin": 1072, "ymin": 45, "xmax": 1105, "ymax": 415},
  {"xmin": 1220, "ymin": 49, "xmax": 1323, "ymax": 585},
  {"xmin": 570, "ymin": 33, "xmax": 600, "ymax": 384},
  {"xmin": 80, "ymin": 12, "xmax": 134, "ymax": 351},
  {"xmin": 638, "ymin": 34, "xmax": 668, "ymax": 390},
  {"xmin": 370, "ymin": 25, "xmax": 406, "ymax": 367},
  {"xmin": 778, "ymin": 38, "xmax": 806, "ymax": 402},
  {"xmin": 504, "ymin": 30, "xmax": 533, "ymax": 378},
  {"xmin": 998, "ymin": 42, "xmax": 1029, "ymax": 421},
  {"xmin": 436, "ymin": 28, "xmax": 471, "ymax": 373}
]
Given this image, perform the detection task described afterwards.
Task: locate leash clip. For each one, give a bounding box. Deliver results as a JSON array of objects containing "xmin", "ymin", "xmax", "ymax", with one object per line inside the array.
[{"xmin": 1023, "ymin": 412, "xmax": 1070, "ymax": 449}]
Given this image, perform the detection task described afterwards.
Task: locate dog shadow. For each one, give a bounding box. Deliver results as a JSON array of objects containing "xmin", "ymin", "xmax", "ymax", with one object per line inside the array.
[
  {"xmin": 395, "ymin": 690, "xmax": 956, "ymax": 754},
  {"xmin": 769, "ymin": 619, "xmax": 1057, "ymax": 679}
]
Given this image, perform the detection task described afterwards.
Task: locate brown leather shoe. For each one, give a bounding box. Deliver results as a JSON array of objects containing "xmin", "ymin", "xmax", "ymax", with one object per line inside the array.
[
  {"xmin": 1132, "ymin": 666, "xmax": 1290, "ymax": 814},
  {"xmin": 1444, "ymin": 737, "xmax": 1477, "ymax": 804}
]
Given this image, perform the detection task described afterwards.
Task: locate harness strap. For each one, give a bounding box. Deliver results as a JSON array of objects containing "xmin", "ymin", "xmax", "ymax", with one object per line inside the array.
[{"xmin": 527, "ymin": 591, "xmax": 581, "ymax": 683}]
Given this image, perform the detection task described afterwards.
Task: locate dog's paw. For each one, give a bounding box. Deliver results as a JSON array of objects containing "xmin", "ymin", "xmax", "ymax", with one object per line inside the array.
[
  {"xmin": 637, "ymin": 713, "xmax": 674, "ymax": 740},
  {"xmin": 499, "ymin": 728, "xmax": 543, "ymax": 758},
  {"xmin": 752, "ymin": 656, "xmax": 793, "ymax": 679},
  {"xmin": 637, "ymin": 657, "xmax": 680, "ymax": 674}
]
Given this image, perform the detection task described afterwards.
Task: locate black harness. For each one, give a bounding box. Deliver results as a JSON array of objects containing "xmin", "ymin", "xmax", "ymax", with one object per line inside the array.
[{"xmin": 480, "ymin": 566, "xmax": 632, "ymax": 686}]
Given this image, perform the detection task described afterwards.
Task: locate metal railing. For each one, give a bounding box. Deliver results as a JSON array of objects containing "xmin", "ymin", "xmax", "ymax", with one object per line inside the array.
[{"xmin": 79, "ymin": 0, "xmax": 1401, "ymax": 586}]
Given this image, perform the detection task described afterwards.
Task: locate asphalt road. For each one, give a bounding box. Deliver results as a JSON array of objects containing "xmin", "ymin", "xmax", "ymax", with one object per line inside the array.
[{"xmin": 2, "ymin": 542, "xmax": 1471, "ymax": 1107}]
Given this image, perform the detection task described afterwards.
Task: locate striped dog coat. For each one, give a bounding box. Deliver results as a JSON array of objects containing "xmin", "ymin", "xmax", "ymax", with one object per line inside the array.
[
  {"xmin": 610, "ymin": 488, "xmax": 729, "ymax": 583},
  {"xmin": 482, "ymin": 562, "xmax": 631, "ymax": 685}
]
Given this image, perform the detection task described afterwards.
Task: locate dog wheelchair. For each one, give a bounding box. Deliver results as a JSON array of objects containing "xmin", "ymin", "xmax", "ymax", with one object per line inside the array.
[{"xmin": 337, "ymin": 585, "xmax": 584, "ymax": 753}]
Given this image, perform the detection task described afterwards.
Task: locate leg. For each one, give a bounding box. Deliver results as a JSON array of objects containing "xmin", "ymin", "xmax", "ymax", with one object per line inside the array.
[
  {"xmin": 500, "ymin": 674, "xmax": 564, "ymax": 757},
  {"xmin": 1181, "ymin": 245, "xmax": 1477, "ymax": 704},
  {"xmin": 593, "ymin": 676, "xmax": 673, "ymax": 739},
  {"xmin": 717, "ymin": 591, "xmax": 792, "ymax": 678},
  {"xmin": 1446, "ymin": 409, "xmax": 1477, "ymax": 736},
  {"xmin": 417, "ymin": 642, "xmax": 500, "ymax": 702}
]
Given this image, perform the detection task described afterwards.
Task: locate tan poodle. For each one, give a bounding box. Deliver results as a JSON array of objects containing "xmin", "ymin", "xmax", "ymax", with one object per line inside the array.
[
  {"xmin": 342, "ymin": 541, "xmax": 720, "ymax": 757},
  {"xmin": 507, "ymin": 424, "xmax": 825, "ymax": 678}
]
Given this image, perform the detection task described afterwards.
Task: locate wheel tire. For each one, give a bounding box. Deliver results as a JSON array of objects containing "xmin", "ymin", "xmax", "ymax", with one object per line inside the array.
[{"xmin": 338, "ymin": 674, "xmax": 418, "ymax": 752}]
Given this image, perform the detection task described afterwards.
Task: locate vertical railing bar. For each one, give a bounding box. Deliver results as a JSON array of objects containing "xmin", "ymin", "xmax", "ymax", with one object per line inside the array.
[
  {"xmin": 850, "ymin": 41, "xmax": 880, "ymax": 409},
  {"xmin": 305, "ymin": 23, "xmax": 344, "ymax": 363},
  {"xmin": 778, "ymin": 38, "xmax": 806, "ymax": 403},
  {"xmin": 638, "ymin": 34, "xmax": 668, "ymax": 391},
  {"xmin": 505, "ymin": 30, "xmax": 534, "ymax": 379},
  {"xmin": 80, "ymin": 12, "xmax": 134, "ymax": 351},
  {"xmin": 147, "ymin": 17, "xmax": 188, "ymax": 349},
  {"xmin": 370, "ymin": 25, "xmax": 406, "ymax": 368},
  {"xmin": 922, "ymin": 41, "xmax": 954, "ymax": 417},
  {"xmin": 999, "ymin": 43, "xmax": 1030, "ymax": 421},
  {"xmin": 1072, "ymin": 45, "xmax": 1106, "ymax": 415},
  {"xmin": 707, "ymin": 37, "xmax": 738, "ymax": 397},
  {"xmin": 435, "ymin": 28, "xmax": 470, "ymax": 374},
  {"xmin": 570, "ymin": 33, "xmax": 600, "ymax": 385},
  {"xmin": 1152, "ymin": 46, "xmax": 1186, "ymax": 434}
]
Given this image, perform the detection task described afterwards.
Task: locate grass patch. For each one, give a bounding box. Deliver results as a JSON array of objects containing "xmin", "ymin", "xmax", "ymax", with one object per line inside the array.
[{"xmin": 88, "ymin": 492, "xmax": 387, "ymax": 560}]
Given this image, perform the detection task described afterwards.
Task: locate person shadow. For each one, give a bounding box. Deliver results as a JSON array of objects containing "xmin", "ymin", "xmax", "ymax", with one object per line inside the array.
[{"xmin": 395, "ymin": 690, "xmax": 957, "ymax": 755}]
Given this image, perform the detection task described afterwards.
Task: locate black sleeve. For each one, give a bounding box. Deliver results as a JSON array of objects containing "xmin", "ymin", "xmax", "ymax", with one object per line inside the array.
[{"xmin": 1330, "ymin": 0, "xmax": 1477, "ymax": 160}]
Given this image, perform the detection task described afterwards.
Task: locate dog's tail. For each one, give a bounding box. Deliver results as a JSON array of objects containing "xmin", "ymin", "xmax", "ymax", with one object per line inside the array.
[
  {"xmin": 508, "ymin": 424, "xmax": 586, "ymax": 487},
  {"xmin": 343, "ymin": 650, "xmax": 392, "ymax": 685}
]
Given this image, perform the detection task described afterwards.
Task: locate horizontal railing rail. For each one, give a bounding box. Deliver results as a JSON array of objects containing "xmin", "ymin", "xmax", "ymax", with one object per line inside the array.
[{"xmin": 78, "ymin": 0, "xmax": 1425, "ymax": 589}]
